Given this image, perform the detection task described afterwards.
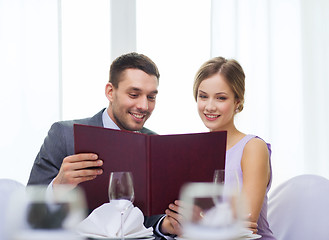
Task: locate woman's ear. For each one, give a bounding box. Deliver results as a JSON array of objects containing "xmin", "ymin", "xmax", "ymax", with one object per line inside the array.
[
  {"xmin": 235, "ymin": 99, "xmax": 241, "ymax": 107},
  {"xmin": 235, "ymin": 99, "xmax": 241, "ymax": 113}
]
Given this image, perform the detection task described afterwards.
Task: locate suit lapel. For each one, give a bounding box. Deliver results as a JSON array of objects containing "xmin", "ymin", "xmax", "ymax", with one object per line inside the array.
[{"xmin": 88, "ymin": 108, "xmax": 105, "ymax": 127}]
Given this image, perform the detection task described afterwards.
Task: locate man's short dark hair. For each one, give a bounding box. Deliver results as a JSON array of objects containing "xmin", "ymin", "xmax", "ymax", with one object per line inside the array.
[{"xmin": 109, "ymin": 52, "xmax": 160, "ymax": 88}]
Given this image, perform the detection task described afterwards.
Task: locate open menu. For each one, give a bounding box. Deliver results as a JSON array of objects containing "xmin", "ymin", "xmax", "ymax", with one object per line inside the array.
[{"xmin": 74, "ymin": 124, "xmax": 227, "ymax": 216}]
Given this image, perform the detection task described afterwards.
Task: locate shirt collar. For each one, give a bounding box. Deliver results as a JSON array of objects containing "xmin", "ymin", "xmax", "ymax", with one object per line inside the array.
[
  {"xmin": 102, "ymin": 108, "xmax": 142, "ymax": 133},
  {"xmin": 102, "ymin": 108, "xmax": 120, "ymax": 130}
]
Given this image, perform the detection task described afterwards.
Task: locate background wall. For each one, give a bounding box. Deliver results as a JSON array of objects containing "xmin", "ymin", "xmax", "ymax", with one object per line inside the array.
[
  {"xmin": 0, "ymin": 0, "xmax": 60, "ymax": 184},
  {"xmin": 1, "ymin": 0, "xmax": 328, "ymax": 192}
]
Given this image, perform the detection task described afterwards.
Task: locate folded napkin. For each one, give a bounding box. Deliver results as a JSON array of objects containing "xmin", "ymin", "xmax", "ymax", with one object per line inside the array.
[{"xmin": 76, "ymin": 200, "xmax": 153, "ymax": 238}]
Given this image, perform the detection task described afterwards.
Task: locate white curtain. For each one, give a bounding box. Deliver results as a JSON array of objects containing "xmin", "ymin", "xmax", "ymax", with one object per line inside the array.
[
  {"xmin": 136, "ymin": 0, "xmax": 211, "ymax": 134},
  {"xmin": 211, "ymin": 0, "xmax": 329, "ymax": 189},
  {"xmin": 60, "ymin": 0, "xmax": 110, "ymax": 120},
  {"xmin": 0, "ymin": 0, "xmax": 111, "ymax": 184},
  {"xmin": 0, "ymin": 0, "xmax": 60, "ymax": 185}
]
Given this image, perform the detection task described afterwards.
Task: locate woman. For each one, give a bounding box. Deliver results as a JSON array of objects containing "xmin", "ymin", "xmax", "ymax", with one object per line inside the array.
[{"xmin": 161, "ymin": 57, "xmax": 275, "ymax": 239}]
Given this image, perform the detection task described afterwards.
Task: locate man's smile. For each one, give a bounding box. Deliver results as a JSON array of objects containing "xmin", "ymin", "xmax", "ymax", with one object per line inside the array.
[{"xmin": 130, "ymin": 112, "xmax": 146, "ymax": 121}]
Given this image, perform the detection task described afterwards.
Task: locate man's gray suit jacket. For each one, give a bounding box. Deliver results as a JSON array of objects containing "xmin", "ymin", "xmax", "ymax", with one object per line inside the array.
[{"xmin": 27, "ymin": 109, "xmax": 162, "ymax": 229}]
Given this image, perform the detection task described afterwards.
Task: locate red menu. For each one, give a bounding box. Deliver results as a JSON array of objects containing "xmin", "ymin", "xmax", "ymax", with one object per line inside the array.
[{"xmin": 74, "ymin": 124, "xmax": 226, "ymax": 216}]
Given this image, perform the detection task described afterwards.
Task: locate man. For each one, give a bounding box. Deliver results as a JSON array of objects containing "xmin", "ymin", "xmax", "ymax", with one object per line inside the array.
[{"xmin": 28, "ymin": 52, "xmax": 173, "ymax": 238}]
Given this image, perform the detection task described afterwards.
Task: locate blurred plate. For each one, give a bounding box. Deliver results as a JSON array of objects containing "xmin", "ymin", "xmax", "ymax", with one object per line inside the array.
[
  {"xmin": 87, "ymin": 236, "xmax": 155, "ymax": 240},
  {"xmin": 176, "ymin": 231, "xmax": 261, "ymax": 240}
]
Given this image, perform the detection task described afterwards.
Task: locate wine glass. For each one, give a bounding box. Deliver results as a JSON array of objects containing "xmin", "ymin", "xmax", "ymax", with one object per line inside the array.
[
  {"xmin": 6, "ymin": 185, "xmax": 86, "ymax": 240},
  {"xmin": 213, "ymin": 169, "xmax": 250, "ymax": 238},
  {"xmin": 179, "ymin": 182, "xmax": 244, "ymax": 239},
  {"xmin": 108, "ymin": 172, "xmax": 135, "ymax": 240},
  {"xmin": 213, "ymin": 169, "xmax": 241, "ymax": 193}
]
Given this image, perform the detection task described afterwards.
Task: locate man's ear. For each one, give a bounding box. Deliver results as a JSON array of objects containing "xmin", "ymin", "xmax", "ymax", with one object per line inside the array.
[{"xmin": 105, "ymin": 83, "xmax": 114, "ymax": 102}]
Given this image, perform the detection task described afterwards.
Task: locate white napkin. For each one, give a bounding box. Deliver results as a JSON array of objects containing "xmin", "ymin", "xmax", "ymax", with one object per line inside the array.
[
  {"xmin": 200, "ymin": 202, "xmax": 233, "ymax": 227},
  {"xmin": 180, "ymin": 225, "xmax": 259, "ymax": 240},
  {"xmin": 76, "ymin": 200, "xmax": 153, "ymax": 238},
  {"xmin": 181, "ymin": 203, "xmax": 260, "ymax": 240}
]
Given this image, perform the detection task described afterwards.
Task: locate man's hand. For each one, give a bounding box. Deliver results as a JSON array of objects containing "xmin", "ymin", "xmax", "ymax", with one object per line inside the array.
[
  {"xmin": 160, "ymin": 200, "xmax": 183, "ymax": 236},
  {"xmin": 53, "ymin": 153, "xmax": 103, "ymax": 189}
]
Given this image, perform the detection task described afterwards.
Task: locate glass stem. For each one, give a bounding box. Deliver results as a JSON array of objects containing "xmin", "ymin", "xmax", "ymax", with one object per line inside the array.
[{"xmin": 121, "ymin": 211, "xmax": 124, "ymax": 240}]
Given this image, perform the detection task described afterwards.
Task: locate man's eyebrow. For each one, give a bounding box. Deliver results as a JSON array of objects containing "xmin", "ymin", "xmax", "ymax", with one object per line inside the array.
[
  {"xmin": 128, "ymin": 87, "xmax": 142, "ymax": 92},
  {"xmin": 128, "ymin": 87, "xmax": 158, "ymax": 94}
]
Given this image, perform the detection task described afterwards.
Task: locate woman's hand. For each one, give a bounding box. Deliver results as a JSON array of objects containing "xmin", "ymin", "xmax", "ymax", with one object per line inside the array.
[{"xmin": 243, "ymin": 214, "xmax": 258, "ymax": 234}]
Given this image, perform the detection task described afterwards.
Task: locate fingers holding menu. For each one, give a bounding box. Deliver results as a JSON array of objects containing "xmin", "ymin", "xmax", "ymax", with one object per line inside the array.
[{"xmin": 53, "ymin": 153, "xmax": 103, "ymax": 189}]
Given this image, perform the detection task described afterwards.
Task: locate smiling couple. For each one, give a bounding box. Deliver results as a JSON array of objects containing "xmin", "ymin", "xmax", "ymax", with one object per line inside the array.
[{"xmin": 28, "ymin": 52, "xmax": 275, "ymax": 239}]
